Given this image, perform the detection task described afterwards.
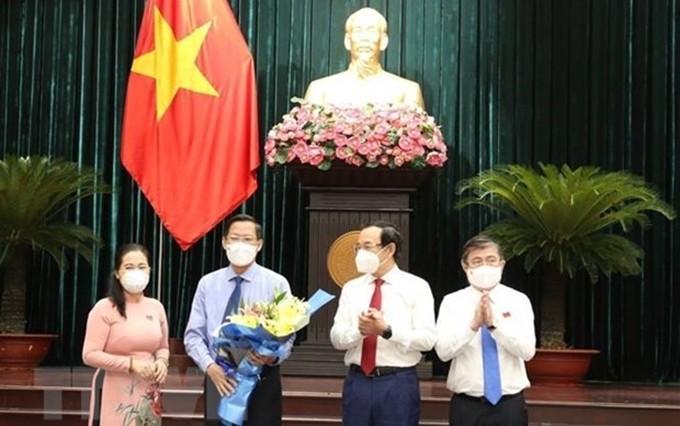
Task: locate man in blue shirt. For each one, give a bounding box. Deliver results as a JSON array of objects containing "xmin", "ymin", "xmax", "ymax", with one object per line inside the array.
[{"xmin": 184, "ymin": 214, "xmax": 292, "ymax": 425}]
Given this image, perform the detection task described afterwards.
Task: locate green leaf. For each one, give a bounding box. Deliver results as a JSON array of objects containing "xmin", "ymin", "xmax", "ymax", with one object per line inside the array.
[
  {"xmin": 322, "ymin": 144, "xmax": 336, "ymax": 156},
  {"xmin": 273, "ymin": 148, "xmax": 290, "ymax": 164},
  {"xmin": 317, "ymin": 160, "xmax": 332, "ymax": 171},
  {"xmin": 456, "ymin": 163, "xmax": 676, "ymax": 283},
  {"xmin": 0, "ymin": 155, "xmax": 111, "ymax": 270}
]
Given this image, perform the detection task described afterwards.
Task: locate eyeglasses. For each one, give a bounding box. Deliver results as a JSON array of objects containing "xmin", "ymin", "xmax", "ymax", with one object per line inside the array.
[
  {"xmin": 353, "ymin": 243, "xmax": 382, "ymax": 253},
  {"xmin": 226, "ymin": 235, "xmax": 258, "ymax": 244},
  {"xmin": 466, "ymin": 257, "xmax": 502, "ymax": 268}
]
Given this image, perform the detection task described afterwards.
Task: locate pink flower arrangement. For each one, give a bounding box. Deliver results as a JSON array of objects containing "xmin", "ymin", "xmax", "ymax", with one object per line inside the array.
[{"xmin": 265, "ymin": 99, "xmax": 448, "ymax": 171}]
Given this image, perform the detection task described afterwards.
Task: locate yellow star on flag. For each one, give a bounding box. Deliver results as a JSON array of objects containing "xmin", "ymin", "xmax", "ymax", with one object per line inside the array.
[{"xmin": 131, "ymin": 6, "xmax": 219, "ymax": 120}]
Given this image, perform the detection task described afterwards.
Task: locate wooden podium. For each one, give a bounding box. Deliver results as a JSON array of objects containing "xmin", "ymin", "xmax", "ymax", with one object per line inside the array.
[{"xmin": 281, "ymin": 163, "xmax": 433, "ymax": 378}]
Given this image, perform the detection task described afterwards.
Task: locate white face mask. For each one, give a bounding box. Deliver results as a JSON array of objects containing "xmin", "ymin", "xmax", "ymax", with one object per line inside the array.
[
  {"xmin": 466, "ymin": 265, "xmax": 503, "ymax": 290},
  {"xmin": 120, "ymin": 269, "xmax": 150, "ymax": 294},
  {"xmin": 226, "ymin": 242, "xmax": 259, "ymax": 266},
  {"xmin": 355, "ymin": 248, "xmax": 386, "ymax": 274}
]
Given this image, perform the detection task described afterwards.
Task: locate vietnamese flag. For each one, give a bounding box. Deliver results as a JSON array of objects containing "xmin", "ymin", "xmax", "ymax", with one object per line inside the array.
[{"xmin": 121, "ymin": 0, "xmax": 259, "ymax": 250}]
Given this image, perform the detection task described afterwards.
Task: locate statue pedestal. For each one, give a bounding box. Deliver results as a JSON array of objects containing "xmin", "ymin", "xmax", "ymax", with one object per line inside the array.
[{"xmin": 281, "ymin": 162, "xmax": 433, "ymax": 378}]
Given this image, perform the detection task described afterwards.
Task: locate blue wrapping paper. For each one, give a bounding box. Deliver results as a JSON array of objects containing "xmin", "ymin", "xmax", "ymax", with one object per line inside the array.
[
  {"xmin": 212, "ymin": 289, "xmax": 335, "ymax": 426},
  {"xmin": 215, "ymin": 357, "xmax": 269, "ymax": 424},
  {"xmin": 307, "ymin": 289, "xmax": 336, "ymax": 316}
]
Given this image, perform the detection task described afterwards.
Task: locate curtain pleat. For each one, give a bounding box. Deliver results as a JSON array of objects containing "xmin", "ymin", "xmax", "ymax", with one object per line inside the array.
[{"xmin": 0, "ymin": 0, "xmax": 678, "ymax": 382}]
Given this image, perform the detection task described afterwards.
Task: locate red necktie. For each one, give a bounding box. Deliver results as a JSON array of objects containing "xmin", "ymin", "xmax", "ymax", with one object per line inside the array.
[{"xmin": 360, "ymin": 278, "xmax": 384, "ymax": 375}]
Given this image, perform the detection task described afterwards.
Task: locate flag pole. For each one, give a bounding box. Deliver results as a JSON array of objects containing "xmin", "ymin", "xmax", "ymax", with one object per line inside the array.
[{"xmin": 157, "ymin": 222, "xmax": 164, "ymax": 301}]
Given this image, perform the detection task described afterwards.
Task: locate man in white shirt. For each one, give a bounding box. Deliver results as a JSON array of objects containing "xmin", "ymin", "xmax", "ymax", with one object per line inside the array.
[
  {"xmin": 330, "ymin": 221, "xmax": 436, "ymax": 426},
  {"xmin": 435, "ymin": 234, "xmax": 536, "ymax": 426}
]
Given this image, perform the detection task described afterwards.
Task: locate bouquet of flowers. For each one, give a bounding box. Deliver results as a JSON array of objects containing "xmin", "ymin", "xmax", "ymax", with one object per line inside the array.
[
  {"xmin": 265, "ymin": 99, "xmax": 448, "ymax": 171},
  {"xmin": 212, "ymin": 289, "xmax": 335, "ymax": 426}
]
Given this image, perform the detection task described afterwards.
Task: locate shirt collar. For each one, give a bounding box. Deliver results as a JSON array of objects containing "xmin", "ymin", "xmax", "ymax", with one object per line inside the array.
[
  {"xmin": 468, "ymin": 283, "xmax": 503, "ymax": 299},
  {"xmin": 226, "ymin": 263, "xmax": 259, "ymax": 283},
  {"xmin": 369, "ymin": 264, "xmax": 399, "ymax": 285}
]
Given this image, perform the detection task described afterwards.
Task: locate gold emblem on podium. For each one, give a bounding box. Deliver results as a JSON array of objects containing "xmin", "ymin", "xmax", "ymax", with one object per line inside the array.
[{"xmin": 326, "ymin": 230, "xmax": 361, "ymax": 287}]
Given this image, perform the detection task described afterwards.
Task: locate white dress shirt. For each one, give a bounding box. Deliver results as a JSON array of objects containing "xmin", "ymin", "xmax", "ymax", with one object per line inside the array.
[
  {"xmin": 435, "ymin": 283, "xmax": 536, "ymax": 396},
  {"xmin": 330, "ymin": 265, "xmax": 436, "ymax": 368}
]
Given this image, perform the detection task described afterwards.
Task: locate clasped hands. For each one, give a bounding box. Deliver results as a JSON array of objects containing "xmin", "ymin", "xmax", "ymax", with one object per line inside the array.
[
  {"xmin": 207, "ymin": 350, "xmax": 278, "ymax": 397},
  {"xmin": 358, "ymin": 308, "xmax": 388, "ymax": 337},
  {"xmin": 130, "ymin": 357, "xmax": 169, "ymax": 384},
  {"xmin": 470, "ymin": 290, "xmax": 495, "ymax": 332}
]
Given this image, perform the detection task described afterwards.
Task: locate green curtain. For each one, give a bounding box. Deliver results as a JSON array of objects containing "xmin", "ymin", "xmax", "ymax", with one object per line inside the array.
[{"xmin": 0, "ymin": 0, "xmax": 677, "ymax": 382}]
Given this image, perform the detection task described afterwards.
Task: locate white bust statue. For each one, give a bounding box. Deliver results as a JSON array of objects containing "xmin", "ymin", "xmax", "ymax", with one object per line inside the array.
[{"xmin": 304, "ymin": 7, "xmax": 425, "ymax": 108}]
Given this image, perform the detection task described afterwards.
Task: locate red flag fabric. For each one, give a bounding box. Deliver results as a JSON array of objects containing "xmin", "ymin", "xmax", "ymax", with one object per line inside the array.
[{"xmin": 121, "ymin": 0, "xmax": 259, "ymax": 250}]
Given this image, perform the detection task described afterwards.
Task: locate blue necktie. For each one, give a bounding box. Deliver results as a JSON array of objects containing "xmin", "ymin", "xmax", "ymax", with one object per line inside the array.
[
  {"xmin": 482, "ymin": 326, "xmax": 502, "ymax": 405},
  {"xmin": 223, "ymin": 276, "xmax": 244, "ymax": 320}
]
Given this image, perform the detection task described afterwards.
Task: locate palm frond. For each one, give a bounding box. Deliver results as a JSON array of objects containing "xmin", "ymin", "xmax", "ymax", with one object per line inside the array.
[
  {"xmin": 456, "ymin": 163, "xmax": 676, "ymax": 283},
  {"xmin": 0, "ymin": 155, "xmax": 111, "ymax": 270}
]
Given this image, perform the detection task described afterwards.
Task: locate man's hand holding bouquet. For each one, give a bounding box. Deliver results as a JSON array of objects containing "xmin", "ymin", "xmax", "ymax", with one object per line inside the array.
[{"xmin": 211, "ymin": 289, "xmax": 334, "ymax": 425}]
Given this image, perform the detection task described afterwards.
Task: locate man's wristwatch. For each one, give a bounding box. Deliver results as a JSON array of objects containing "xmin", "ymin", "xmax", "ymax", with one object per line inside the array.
[{"xmin": 381, "ymin": 325, "xmax": 393, "ymax": 340}]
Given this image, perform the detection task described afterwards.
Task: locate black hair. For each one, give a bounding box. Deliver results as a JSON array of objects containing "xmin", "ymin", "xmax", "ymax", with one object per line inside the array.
[
  {"xmin": 460, "ymin": 234, "xmax": 504, "ymax": 264},
  {"xmin": 108, "ymin": 243, "xmax": 151, "ymax": 318},
  {"xmin": 223, "ymin": 213, "xmax": 262, "ymax": 239},
  {"xmin": 364, "ymin": 220, "xmax": 402, "ymax": 261}
]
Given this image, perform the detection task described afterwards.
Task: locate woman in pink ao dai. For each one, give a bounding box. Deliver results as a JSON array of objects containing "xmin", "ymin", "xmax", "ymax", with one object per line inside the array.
[{"xmin": 83, "ymin": 243, "xmax": 169, "ymax": 425}]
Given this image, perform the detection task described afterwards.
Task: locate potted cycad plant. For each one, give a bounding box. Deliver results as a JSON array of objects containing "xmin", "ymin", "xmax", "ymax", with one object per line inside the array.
[
  {"xmin": 0, "ymin": 155, "xmax": 110, "ymax": 368},
  {"xmin": 456, "ymin": 163, "xmax": 676, "ymax": 384}
]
